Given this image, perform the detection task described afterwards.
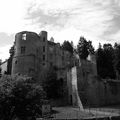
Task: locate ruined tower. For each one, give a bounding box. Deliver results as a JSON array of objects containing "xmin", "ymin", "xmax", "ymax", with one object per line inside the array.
[{"xmin": 12, "ymin": 31, "xmax": 48, "ymax": 79}]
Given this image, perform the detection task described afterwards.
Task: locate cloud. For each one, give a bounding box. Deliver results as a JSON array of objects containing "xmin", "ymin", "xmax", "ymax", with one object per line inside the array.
[
  {"xmin": 23, "ymin": 0, "xmax": 120, "ymax": 45},
  {"xmin": 91, "ymin": 0, "xmax": 120, "ymax": 42},
  {"xmin": 25, "ymin": 0, "xmax": 116, "ymax": 45},
  {"xmin": 0, "ymin": 0, "xmax": 120, "ymax": 62},
  {"xmin": 106, "ymin": 30, "xmax": 120, "ymax": 42},
  {"xmin": 0, "ymin": 33, "xmax": 14, "ymax": 61},
  {"xmin": 0, "ymin": 33, "xmax": 14, "ymax": 47},
  {"xmin": 0, "ymin": 45, "xmax": 11, "ymax": 61}
]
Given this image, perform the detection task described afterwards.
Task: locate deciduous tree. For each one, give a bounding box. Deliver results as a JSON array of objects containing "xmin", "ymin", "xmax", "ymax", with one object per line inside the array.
[
  {"xmin": 114, "ymin": 43, "xmax": 120, "ymax": 79},
  {"xmin": 62, "ymin": 40, "xmax": 73, "ymax": 54},
  {"xmin": 77, "ymin": 37, "xmax": 95, "ymax": 59},
  {"xmin": 0, "ymin": 75, "xmax": 46, "ymax": 120},
  {"xmin": 96, "ymin": 43, "xmax": 116, "ymax": 79},
  {"xmin": 43, "ymin": 67, "xmax": 63, "ymax": 99}
]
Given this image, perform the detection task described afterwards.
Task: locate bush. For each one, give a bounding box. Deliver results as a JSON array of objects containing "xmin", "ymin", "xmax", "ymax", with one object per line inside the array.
[{"xmin": 0, "ymin": 75, "xmax": 46, "ymax": 120}]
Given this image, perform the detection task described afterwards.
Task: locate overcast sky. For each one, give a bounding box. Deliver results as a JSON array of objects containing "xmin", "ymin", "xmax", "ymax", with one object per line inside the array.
[{"xmin": 0, "ymin": 0, "xmax": 120, "ymax": 61}]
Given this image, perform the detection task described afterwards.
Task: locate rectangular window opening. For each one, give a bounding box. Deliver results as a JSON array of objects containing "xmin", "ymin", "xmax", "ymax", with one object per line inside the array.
[
  {"xmin": 43, "ymin": 46, "xmax": 45, "ymax": 52},
  {"xmin": 22, "ymin": 33, "xmax": 26, "ymax": 40},
  {"xmin": 21, "ymin": 46, "xmax": 26, "ymax": 54},
  {"xmin": 43, "ymin": 37, "xmax": 45, "ymax": 42},
  {"xmin": 43, "ymin": 55, "xmax": 45, "ymax": 61},
  {"xmin": 43, "ymin": 63, "xmax": 45, "ymax": 66}
]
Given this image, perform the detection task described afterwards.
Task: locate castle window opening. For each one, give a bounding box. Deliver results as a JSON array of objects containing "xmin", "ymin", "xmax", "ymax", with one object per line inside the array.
[
  {"xmin": 62, "ymin": 56, "xmax": 64, "ymax": 61},
  {"xmin": 43, "ymin": 55, "xmax": 45, "ymax": 61},
  {"xmin": 43, "ymin": 63, "xmax": 45, "ymax": 66},
  {"xmin": 22, "ymin": 33, "xmax": 26, "ymax": 40},
  {"xmin": 43, "ymin": 46, "xmax": 45, "ymax": 52},
  {"xmin": 21, "ymin": 46, "xmax": 26, "ymax": 54},
  {"xmin": 15, "ymin": 60, "xmax": 17, "ymax": 64},
  {"xmin": 43, "ymin": 37, "xmax": 45, "ymax": 42},
  {"xmin": 50, "ymin": 62, "xmax": 53, "ymax": 66},
  {"xmin": 36, "ymin": 49, "xmax": 38, "ymax": 55}
]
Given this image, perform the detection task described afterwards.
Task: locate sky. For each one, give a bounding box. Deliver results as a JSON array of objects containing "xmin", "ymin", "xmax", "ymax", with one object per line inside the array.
[{"xmin": 0, "ymin": 0, "xmax": 120, "ymax": 61}]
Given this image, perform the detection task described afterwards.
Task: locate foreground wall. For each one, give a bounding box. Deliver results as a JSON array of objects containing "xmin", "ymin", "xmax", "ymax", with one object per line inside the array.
[
  {"xmin": 67, "ymin": 67, "xmax": 83, "ymax": 109},
  {"xmin": 77, "ymin": 66, "xmax": 120, "ymax": 106},
  {"xmin": 67, "ymin": 58, "xmax": 120, "ymax": 107}
]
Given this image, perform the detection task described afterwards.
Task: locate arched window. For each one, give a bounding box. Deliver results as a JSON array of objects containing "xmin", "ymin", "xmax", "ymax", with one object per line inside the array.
[{"xmin": 21, "ymin": 46, "xmax": 26, "ymax": 54}]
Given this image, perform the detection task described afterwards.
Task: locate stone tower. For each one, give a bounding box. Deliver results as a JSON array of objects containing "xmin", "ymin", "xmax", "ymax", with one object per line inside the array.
[
  {"xmin": 12, "ymin": 31, "xmax": 48, "ymax": 79},
  {"xmin": 39, "ymin": 31, "xmax": 48, "ymax": 67}
]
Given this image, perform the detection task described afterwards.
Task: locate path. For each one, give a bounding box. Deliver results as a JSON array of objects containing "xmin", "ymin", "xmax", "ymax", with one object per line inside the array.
[{"xmin": 52, "ymin": 106, "xmax": 120, "ymax": 119}]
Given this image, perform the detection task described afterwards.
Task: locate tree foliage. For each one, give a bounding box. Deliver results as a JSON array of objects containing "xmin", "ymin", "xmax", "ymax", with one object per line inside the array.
[
  {"xmin": 62, "ymin": 40, "xmax": 73, "ymax": 54},
  {"xmin": 6, "ymin": 45, "xmax": 15, "ymax": 75},
  {"xmin": 77, "ymin": 37, "xmax": 95, "ymax": 59},
  {"xmin": 87, "ymin": 40, "xmax": 95, "ymax": 54},
  {"xmin": 0, "ymin": 59, "xmax": 2, "ymax": 77},
  {"xmin": 113, "ymin": 43, "xmax": 120, "ymax": 77},
  {"xmin": 0, "ymin": 75, "xmax": 46, "ymax": 120},
  {"xmin": 96, "ymin": 43, "xmax": 116, "ymax": 79}
]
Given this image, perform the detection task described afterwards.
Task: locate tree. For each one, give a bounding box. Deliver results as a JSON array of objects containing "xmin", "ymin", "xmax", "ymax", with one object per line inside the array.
[
  {"xmin": 0, "ymin": 59, "xmax": 2, "ymax": 77},
  {"xmin": 96, "ymin": 43, "xmax": 104, "ymax": 77},
  {"xmin": 6, "ymin": 45, "xmax": 15, "ymax": 75},
  {"xmin": 96, "ymin": 43, "xmax": 116, "ymax": 79},
  {"xmin": 114, "ymin": 43, "xmax": 120, "ymax": 79},
  {"xmin": 77, "ymin": 37, "xmax": 94, "ymax": 59},
  {"xmin": 62, "ymin": 40, "xmax": 73, "ymax": 54},
  {"xmin": 0, "ymin": 67, "xmax": 1, "ymax": 78},
  {"xmin": 0, "ymin": 75, "xmax": 46, "ymax": 120},
  {"xmin": 87, "ymin": 40, "xmax": 95, "ymax": 54},
  {"xmin": 43, "ymin": 67, "xmax": 63, "ymax": 99},
  {"xmin": 77, "ymin": 37, "xmax": 89, "ymax": 59}
]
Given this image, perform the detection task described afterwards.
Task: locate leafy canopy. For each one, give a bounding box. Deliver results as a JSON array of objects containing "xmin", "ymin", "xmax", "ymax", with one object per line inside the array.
[
  {"xmin": 0, "ymin": 75, "xmax": 46, "ymax": 120},
  {"xmin": 62, "ymin": 40, "xmax": 73, "ymax": 54},
  {"xmin": 77, "ymin": 37, "xmax": 95, "ymax": 59}
]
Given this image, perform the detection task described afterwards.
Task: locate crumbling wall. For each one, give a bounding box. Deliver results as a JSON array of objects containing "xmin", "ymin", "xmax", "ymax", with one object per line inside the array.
[{"xmin": 77, "ymin": 66, "xmax": 120, "ymax": 106}]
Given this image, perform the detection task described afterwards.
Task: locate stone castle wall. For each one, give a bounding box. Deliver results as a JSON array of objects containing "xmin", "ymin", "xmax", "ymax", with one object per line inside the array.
[
  {"xmin": 77, "ymin": 59, "xmax": 120, "ymax": 107},
  {"xmin": 11, "ymin": 30, "xmax": 73, "ymax": 83}
]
